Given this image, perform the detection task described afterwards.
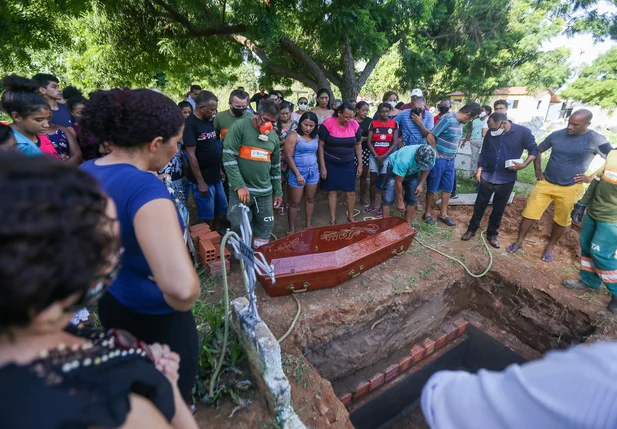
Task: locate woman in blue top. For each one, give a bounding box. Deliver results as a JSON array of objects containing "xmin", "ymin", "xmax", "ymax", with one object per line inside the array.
[
  {"xmin": 80, "ymin": 88, "xmax": 200, "ymax": 402},
  {"xmin": 284, "ymin": 111, "xmax": 319, "ymax": 233}
]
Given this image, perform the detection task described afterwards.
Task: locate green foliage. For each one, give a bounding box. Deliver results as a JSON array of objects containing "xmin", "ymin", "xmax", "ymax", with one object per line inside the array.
[
  {"xmin": 561, "ymin": 48, "xmax": 617, "ymax": 108},
  {"xmin": 192, "ymin": 276, "xmax": 252, "ymax": 406}
]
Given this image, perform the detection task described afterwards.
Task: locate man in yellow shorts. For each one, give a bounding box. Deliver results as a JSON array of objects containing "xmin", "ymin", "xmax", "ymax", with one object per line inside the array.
[{"xmin": 507, "ymin": 110, "xmax": 613, "ymax": 262}]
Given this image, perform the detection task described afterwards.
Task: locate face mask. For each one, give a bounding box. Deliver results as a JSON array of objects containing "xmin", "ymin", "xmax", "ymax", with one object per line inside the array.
[
  {"xmin": 209, "ymin": 114, "xmax": 216, "ymax": 122},
  {"xmin": 389, "ymin": 101, "xmax": 397, "ymax": 108},
  {"xmin": 231, "ymin": 107, "xmax": 247, "ymax": 117},
  {"xmin": 439, "ymin": 106, "xmax": 450, "ymax": 114},
  {"xmin": 299, "ymin": 103, "xmax": 308, "ymax": 111},
  {"xmin": 479, "ymin": 112, "xmax": 487, "ymax": 118},
  {"xmin": 412, "ymin": 108, "xmax": 423, "ymax": 116},
  {"xmin": 490, "ymin": 128, "xmax": 504, "ymax": 137}
]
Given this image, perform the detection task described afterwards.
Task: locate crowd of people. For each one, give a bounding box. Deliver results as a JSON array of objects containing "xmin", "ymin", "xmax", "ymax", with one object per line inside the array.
[{"xmin": 1, "ymin": 72, "xmax": 615, "ymax": 428}]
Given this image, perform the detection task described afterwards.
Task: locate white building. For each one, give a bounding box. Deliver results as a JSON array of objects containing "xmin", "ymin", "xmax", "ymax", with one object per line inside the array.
[{"xmin": 447, "ymin": 87, "xmax": 564, "ymax": 123}]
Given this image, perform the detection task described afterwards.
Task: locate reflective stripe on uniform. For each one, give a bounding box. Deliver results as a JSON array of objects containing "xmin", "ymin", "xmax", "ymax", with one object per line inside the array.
[
  {"xmin": 223, "ymin": 161, "xmax": 238, "ymax": 166},
  {"xmin": 271, "ymin": 175, "xmax": 281, "ymax": 180},
  {"xmin": 239, "ymin": 145, "xmax": 272, "ymax": 162},
  {"xmin": 223, "ymin": 149, "xmax": 238, "ymax": 155},
  {"xmin": 247, "ymin": 185, "xmax": 272, "ymax": 193},
  {"xmin": 581, "ymin": 256, "xmax": 595, "ymax": 272}
]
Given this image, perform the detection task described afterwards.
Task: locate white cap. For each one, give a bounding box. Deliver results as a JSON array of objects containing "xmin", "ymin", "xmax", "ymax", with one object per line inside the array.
[{"xmin": 411, "ymin": 88, "xmax": 423, "ymax": 97}]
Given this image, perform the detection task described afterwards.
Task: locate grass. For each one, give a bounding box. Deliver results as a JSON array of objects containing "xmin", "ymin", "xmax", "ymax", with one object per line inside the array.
[
  {"xmin": 282, "ymin": 353, "xmax": 309, "ymax": 388},
  {"xmin": 192, "ymin": 270, "xmax": 252, "ymax": 406},
  {"xmin": 419, "ymin": 261, "xmax": 439, "ymax": 279}
]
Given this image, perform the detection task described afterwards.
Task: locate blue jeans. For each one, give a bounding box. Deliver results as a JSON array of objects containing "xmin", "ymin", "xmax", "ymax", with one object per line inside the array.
[
  {"xmin": 192, "ymin": 180, "xmax": 228, "ymax": 221},
  {"xmin": 382, "ymin": 167, "xmax": 420, "ymax": 206}
]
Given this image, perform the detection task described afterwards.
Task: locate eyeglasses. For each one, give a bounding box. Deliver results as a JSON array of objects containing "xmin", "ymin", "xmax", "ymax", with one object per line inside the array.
[{"xmin": 66, "ymin": 247, "xmax": 124, "ymax": 312}]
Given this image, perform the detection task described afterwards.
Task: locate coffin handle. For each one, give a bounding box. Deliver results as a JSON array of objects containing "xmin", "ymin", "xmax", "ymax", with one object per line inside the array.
[
  {"xmin": 348, "ymin": 265, "xmax": 364, "ymax": 278},
  {"xmin": 392, "ymin": 245, "xmax": 405, "ymax": 256},
  {"xmin": 287, "ymin": 282, "xmax": 310, "ymax": 293}
]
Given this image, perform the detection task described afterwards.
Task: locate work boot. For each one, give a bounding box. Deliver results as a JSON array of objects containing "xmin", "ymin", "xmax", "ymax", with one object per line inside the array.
[
  {"xmin": 487, "ymin": 235, "xmax": 500, "ymax": 249},
  {"xmin": 461, "ymin": 230, "xmax": 476, "ymax": 241},
  {"xmin": 563, "ymin": 279, "xmax": 599, "ymax": 293},
  {"xmin": 608, "ymin": 296, "xmax": 617, "ymax": 313}
]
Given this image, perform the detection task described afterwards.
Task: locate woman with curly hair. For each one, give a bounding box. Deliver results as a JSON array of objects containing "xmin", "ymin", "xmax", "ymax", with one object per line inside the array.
[
  {"xmin": 0, "ymin": 153, "xmax": 197, "ymax": 429},
  {"xmin": 1, "ymin": 74, "xmax": 58, "ymax": 157},
  {"xmin": 80, "ymin": 88, "xmax": 200, "ymax": 402}
]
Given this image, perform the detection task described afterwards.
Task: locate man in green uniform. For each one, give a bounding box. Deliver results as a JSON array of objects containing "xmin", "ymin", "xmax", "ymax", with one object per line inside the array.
[
  {"xmin": 564, "ymin": 149, "xmax": 617, "ymax": 312},
  {"xmin": 223, "ymin": 100, "xmax": 282, "ymax": 247},
  {"xmin": 214, "ymin": 89, "xmax": 254, "ymax": 143}
]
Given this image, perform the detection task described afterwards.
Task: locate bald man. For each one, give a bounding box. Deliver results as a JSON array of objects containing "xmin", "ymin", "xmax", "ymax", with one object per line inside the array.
[{"xmin": 507, "ymin": 109, "xmax": 613, "ymax": 262}]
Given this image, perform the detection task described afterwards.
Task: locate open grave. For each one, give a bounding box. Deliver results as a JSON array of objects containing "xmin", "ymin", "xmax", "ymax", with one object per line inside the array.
[{"xmin": 193, "ymin": 194, "xmax": 615, "ymax": 429}]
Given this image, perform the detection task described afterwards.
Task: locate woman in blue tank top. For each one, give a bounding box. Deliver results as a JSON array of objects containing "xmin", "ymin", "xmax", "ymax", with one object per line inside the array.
[
  {"xmin": 80, "ymin": 88, "xmax": 200, "ymax": 402},
  {"xmin": 283, "ymin": 111, "xmax": 320, "ymax": 233}
]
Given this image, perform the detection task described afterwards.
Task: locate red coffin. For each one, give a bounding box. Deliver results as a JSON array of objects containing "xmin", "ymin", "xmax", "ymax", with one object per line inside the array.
[{"xmin": 257, "ymin": 218, "xmax": 417, "ymax": 297}]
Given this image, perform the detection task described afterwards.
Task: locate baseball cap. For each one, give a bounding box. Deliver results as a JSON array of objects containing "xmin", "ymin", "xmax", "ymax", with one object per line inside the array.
[
  {"xmin": 415, "ymin": 144, "xmax": 436, "ymax": 171},
  {"xmin": 411, "ymin": 88, "xmax": 423, "ymax": 97}
]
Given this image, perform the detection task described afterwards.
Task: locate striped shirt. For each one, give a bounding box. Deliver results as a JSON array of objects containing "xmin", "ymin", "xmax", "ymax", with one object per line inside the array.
[
  {"xmin": 395, "ymin": 109, "xmax": 434, "ymax": 147},
  {"xmin": 431, "ymin": 112, "xmax": 462, "ymax": 160}
]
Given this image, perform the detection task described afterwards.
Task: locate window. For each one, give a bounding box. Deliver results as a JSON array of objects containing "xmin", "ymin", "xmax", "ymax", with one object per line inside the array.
[
  {"xmin": 507, "ymin": 99, "xmax": 519, "ymax": 109},
  {"xmin": 536, "ymin": 101, "xmax": 542, "ymax": 110}
]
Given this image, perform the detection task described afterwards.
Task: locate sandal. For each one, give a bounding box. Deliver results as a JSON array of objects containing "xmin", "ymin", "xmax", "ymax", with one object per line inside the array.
[
  {"xmin": 541, "ymin": 251, "xmax": 555, "ymax": 263},
  {"xmin": 506, "ymin": 244, "xmax": 523, "ymax": 254},
  {"xmin": 329, "ymin": 220, "xmax": 337, "ymax": 225},
  {"xmin": 277, "ymin": 207, "xmax": 285, "ymax": 216},
  {"xmin": 377, "ymin": 209, "xmax": 383, "ymax": 216},
  {"xmin": 363, "ymin": 206, "xmax": 375, "ymax": 214}
]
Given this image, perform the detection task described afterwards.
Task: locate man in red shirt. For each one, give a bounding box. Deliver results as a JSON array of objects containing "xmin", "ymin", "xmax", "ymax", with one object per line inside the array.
[{"xmin": 433, "ymin": 99, "xmax": 451, "ymax": 125}]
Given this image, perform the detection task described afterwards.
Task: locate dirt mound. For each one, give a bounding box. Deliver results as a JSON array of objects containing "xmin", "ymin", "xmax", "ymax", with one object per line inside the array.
[{"xmin": 445, "ymin": 194, "xmax": 580, "ymax": 263}]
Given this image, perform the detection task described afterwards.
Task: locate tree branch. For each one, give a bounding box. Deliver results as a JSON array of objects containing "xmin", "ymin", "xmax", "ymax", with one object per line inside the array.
[
  {"xmin": 230, "ymin": 34, "xmax": 319, "ymax": 90},
  {"xmin": 149, "ymin": 0, "xmax": 245, "ymax": 36},
  {"xmin": 279, "ymin": 38, "xmax": 331, "ymax": 89},
  {"xmin": 356, "ymin": 34, "xmax": 405, "ymax": 90}
]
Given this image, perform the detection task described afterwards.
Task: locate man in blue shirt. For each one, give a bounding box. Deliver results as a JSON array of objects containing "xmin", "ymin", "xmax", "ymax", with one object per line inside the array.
[
  {"xmin": 395, "ymin": 96, "xmax": 434, "ymax": 147},
  {"xmin": 32, "ymin": 73, "xmax": 73, "ymax": 128},
  {"xmin": 462, "ymin": 113, "xmax": 538, "ymax": 248},
  {"xmin": 424, "ymin": 103, "xmax": 481, "ymax": 226}
]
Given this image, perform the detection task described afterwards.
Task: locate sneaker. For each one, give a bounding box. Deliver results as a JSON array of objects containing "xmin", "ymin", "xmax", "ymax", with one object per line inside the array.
[{"xmin": 563, "ymin": 279, "xmax": 599, "ymax": 292}]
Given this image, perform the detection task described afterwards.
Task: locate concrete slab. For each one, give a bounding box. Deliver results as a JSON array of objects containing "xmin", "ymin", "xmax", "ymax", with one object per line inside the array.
[{"xmin": 436, "ymin": 192, "xmax": 515, "ymax": 206}]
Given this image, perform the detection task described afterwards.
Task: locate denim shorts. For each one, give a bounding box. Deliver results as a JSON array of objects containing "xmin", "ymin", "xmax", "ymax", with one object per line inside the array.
[
  {"xmin": 427, "ymin": 157, "xmax": 455, "ymax": 194},
  {"xmin": 288, "ymin": 164, "xmax": 320, "ymax": 188},
  {"xmin": 369, "ymin": 154, "xmax": 390, "ymax": 175},
  {"xmin": 192, "ymin": 180, "xmax": 228, "ymax": 221},
  {"xmin": 382, "ymin": 167, "xmax": 420, "ymax": 206}
]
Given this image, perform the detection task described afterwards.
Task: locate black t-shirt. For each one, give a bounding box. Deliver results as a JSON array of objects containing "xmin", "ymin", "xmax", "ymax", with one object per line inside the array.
[
  {"xmin": 250, "ymin": 92, "xmax": 267, "ymax": 110},
  {"xmin": 0, "ymin": 329, "xmax": 174, "ymax": 429},
  {"xmin": 358, "ymin": 117, "xmax": 372, "ymax": 149},
  {"xmin": 183, "ymin": 114, "xmax": 221, "ymax": 185}
]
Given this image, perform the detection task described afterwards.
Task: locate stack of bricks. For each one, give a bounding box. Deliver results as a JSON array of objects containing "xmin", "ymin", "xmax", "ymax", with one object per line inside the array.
[{"xmin": 189, "ymin": 223, "xmax": 231, "ymax": 276}]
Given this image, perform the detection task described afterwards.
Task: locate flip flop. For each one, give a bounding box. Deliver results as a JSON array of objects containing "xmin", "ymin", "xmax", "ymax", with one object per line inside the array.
[
  {"xmin": 329, "ymin": 220, "xmax": 337, "ymax": 225},
  {"xmin": 506, "ymin": 244, "xmax": 523, "ymax": 254},
  {"xmin": 377, "ymin": 209, "xmax": 383, "ymax": 216},
  {"xmin": 541, "ymin": 251, "xmax": 555, "ymax": 263}
]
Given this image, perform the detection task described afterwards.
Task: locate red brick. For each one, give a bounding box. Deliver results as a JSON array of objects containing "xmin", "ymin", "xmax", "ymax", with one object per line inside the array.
[
  {"xmin": 433, "ymin": 332, "xmax": 448, "ymax": 351},
  {"xmin": 207, "ymin": 258, "xmax": 231, "ymax": 276},
  {"xmin": 353, "ymin": 381, "xmax": 370, "ymax": 400},
  {"xmin": 369, "ymin": 373, "xmax": 385, "ymax": 391},
  {"xmin": 398, "ymin": 355, "xmax": 413, "ymax": 372},
  {"xmin": 197, "ymin": 231, "xmax": 221, "ymax": 246},
  {"xmin": 339, "ymin": 392, "xmax": 352, "ymax": 407},
  {"xmin": 453, "ymin": 318, "xmax": 469, "ymax": 337},
  {"xmin": 410, "ymin": 345, "xmax": 426, "ymax": 364},
  {"xmin": 214, "ymin": 243, "xmax": 231, "ymax": 260},
  {"xmin": 420, "ymin": 337, "xmax": 435, "ymax": 356},
  {"xmin": 198, "ymin": 240, "xmax": 217, "ymax": 263},
  {"xmin": 189, "ymin": 223, "xmax": 211, "ymax": 237},
  {"xmin": 384, "ymin": 364, "xmax": 400, "ymax": 383},
  {"xmin": 443, "ymin": 324, "xmax": 457, "ymax": 342}
]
